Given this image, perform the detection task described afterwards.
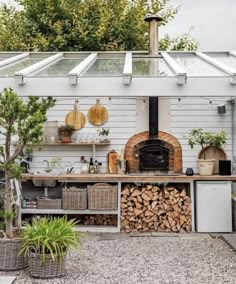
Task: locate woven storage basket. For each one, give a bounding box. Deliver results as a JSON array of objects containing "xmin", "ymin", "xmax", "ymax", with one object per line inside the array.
[
  {"xmin": 37, "ymin": 197, "xmax": 61, "ymax": 209},
  {"xmin": 0, "ymin": 238, "xmax": 28, "ymax": 271},
  {"xmin": 87, "ymin": 183, "xmax": 118, "ymax": 210},
  {"xmin": 62, "ymin": 187, "xmax": 87, "ymax": 210},
  {"xmin": 29, "ymin": 252, "xmax": 66, "ymax": 278}
]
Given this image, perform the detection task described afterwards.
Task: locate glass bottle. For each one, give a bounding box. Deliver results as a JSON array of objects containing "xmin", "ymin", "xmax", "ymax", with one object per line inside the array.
[
  {"xmin": 89, "ymin": 158, "xmax": 95, "ymax": 174},
  {"xmin": 94, "ymin": 160, "xmax": 99, "ymax": 174}
]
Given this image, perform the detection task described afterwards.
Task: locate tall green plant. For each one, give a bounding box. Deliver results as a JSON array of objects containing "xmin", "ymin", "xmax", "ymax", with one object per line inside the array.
[
  {"xmin": 19, "ymin": 216, "xmax": 81, "ymax": 263},
  {"xmin": 0, "ymin": 88, "xmax": 55, "ymax": 238}
]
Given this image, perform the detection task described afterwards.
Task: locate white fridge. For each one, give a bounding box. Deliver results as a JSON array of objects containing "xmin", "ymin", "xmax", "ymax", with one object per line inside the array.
[{"xmin": 196, "ymin": 181, "xmax": 232, "ymax": 232}]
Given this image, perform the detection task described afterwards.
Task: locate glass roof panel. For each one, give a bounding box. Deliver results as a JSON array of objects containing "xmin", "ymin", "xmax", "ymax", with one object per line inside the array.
[
  {"xmin": 171, "ymin": 53, "xmax": 227, "ymax": 76},
  {"xmin": 83, "ymin": 54, "xmax": 125, "ymax": 76},
  {"xmin": 0, "ymin": 57, "xmax": 43, "ymax": 77},
  {"xmin": 0, "ymin": 53, "xmax": 23, "ymax": 61},
  {"xmin": 30, "ymin": 58, "xmax": 84, "ymax": 77},
  {"xmin": 204, "ymin": 52, "xmax": 236, "ymax": 70},
  {"xmin": 132, "ymin": 57, "xmax": 174, "ymax": 76}
]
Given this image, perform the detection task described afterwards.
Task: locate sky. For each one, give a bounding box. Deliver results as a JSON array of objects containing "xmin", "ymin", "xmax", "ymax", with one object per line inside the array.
[
  {"xmin": 0, "ymin": 0, "xmax": 235, "ymax": 50},
  {"xmin": 161, "ymin": 0, "xmax": 236, "ymax": 50}
]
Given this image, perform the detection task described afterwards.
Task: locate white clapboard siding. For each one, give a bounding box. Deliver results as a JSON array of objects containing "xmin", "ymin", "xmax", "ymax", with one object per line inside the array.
[
  {"xmin": 170, "ymin": 98, "xmax": 232, "ymax": 172},
  {"xmin": 29, "ymin": 97, "xmax": 136, "ymax": 172}
]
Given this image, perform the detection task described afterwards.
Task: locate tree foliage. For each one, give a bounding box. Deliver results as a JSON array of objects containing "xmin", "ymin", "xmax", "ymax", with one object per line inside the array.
[
  {"xmin": 0, "ymin": 88, "xmax": 55, "ymax": 237},
  {"xmin": 0, "ymin": 0, "xmax": 198, "ymax": 51}
]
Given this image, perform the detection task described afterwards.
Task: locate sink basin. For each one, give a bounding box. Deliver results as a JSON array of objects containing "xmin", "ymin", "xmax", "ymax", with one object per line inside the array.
[{"xmin": 31, "ymin": 170, "xmax": 57, "ymax": 187}]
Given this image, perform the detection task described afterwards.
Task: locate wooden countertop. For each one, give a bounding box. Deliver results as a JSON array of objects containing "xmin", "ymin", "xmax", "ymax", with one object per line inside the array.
[{"xmin": 21, "ymin": 173, "xmax": 236, "ymax": 182}]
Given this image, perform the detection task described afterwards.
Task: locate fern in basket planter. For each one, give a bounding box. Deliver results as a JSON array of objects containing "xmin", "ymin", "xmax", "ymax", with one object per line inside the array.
[
  {"xmin": 19, "ymin": 216, "xmax": 82, "ymax": 278},
  {"xmin": 0, "ymin": 88, "xmax": 55, "ymax": 270},
  {"xmin": 185, "ymin": 128, "xmax": 227, "ymax": 175}
]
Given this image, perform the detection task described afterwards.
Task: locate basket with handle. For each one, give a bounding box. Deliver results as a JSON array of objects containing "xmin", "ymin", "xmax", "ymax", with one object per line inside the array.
[
  {"xmin": 62, "ymin": 187, "xmax": 87, "ymax": 210},
  {"xmin": 87, "ymin": 183, "xmax": 118, "ymax": 210}
]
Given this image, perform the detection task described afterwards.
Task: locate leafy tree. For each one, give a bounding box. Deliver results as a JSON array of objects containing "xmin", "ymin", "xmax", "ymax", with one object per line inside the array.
[
  {"xmin": 0, "ymin": 88, "xmax": 55, "ymax": 238},
  {"xmin": 0, "ymin": 0, "xmax": 198, "ymax": 51}
]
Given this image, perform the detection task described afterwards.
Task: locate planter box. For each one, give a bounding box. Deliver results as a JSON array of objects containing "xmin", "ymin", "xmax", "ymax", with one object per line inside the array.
[
  {"xmin": 29, "ymin": 253, "xmax": 66, "ymax": 278},
  {"xmin": 0, "ymin": 238, "xmax": 28, "ymax": 271}
]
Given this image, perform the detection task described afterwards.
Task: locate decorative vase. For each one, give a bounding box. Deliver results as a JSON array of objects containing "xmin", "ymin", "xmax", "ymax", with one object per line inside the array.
[
  {"xmin": 197, "ymin": 159, "xmax": 215, "ymax": 176},
  {"xmin": 0, "ymin": 238, "xmax": 28, "ymax": 271},
  {"xmin": 81, "ymin": 162, "xmax": 89, "ymax": 174}
]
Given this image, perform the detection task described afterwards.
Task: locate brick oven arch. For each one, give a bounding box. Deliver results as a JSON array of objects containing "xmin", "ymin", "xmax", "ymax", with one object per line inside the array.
[{"xmin": 124, "ymin": 131, "xmax": 182, "ymax": 173}]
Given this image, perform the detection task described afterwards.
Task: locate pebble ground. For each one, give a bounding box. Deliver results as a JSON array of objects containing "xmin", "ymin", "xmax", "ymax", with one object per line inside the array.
[{"xmin": 0, "ymin": 234, "xmax": 236, "ymax": 284}]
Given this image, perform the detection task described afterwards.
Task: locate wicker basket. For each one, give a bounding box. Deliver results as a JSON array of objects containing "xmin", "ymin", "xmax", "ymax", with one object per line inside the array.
[
  {"xmin": 87, "ymin": 183, "xmax": 118, "ymax": 210},
  {"xmin": 62, "ymin": 187, "xmax": 87, "ymax": 210},
  {"xmin": 0, "ymin": 238, "xmax": 28, "ymax": 271},
  {"xmin": 37, "ymin": 197, "xmax": 61, "ymax": 209},
  {"xmin": 29, "ymin": 252, "xmax": 66, "ymax": 278}
]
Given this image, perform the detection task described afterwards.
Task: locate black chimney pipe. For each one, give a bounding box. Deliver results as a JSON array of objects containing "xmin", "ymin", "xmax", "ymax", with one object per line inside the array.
[{"xmin": 149, "ymin": 97, "xmax": 159, "ymax": 138}]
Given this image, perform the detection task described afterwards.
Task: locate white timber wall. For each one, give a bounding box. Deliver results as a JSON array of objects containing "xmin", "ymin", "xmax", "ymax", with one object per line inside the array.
[
  {"xmin": 170, "ymin": 98, "xmax": 232, "ymax": 173},
  {"xmin": 29, "ymin": 97, "xmax": 137, "ymax": 173},
  {"xmin": 0, "ymin": 96, "xmax": 232, "ymax": 174}
]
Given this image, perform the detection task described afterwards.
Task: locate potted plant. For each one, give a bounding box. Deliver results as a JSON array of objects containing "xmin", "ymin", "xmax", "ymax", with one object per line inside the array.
[
  {"xmin": 97, "ymin": 128, "xmax": 110, "ymax": 142},
  {"xmin": 185, "ymin": 128, "xmax": 227, "ymax": 175},
  {"xmin": 0, "ymin": 88, "xmax": 55, "ymax": 270},
  {"xmin": 19, "ymin": 216, "xmax": 81, "ymax": 278},
  {"xmin": 58, "ymin": 125, "xmax": 75, "ymax": 143}
]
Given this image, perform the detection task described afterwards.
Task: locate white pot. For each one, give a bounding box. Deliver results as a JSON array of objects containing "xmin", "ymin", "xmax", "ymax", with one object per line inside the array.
[{"xmin": 197, "ymin": 159, "xmax": 216, "ymax": 176}]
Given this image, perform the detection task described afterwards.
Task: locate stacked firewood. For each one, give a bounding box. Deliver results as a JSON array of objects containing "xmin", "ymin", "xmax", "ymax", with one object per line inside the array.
[
  {"xmin": 81, "ymin": 215, "xmax": 117, "ymax": 226},
  {"xmin": 121, "ymin": 184, "xmax": 192, "ymax": 233}
]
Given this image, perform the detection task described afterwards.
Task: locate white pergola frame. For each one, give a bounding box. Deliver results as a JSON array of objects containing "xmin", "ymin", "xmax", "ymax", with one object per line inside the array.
[{"xmin": 0, "ymin": 51, "xmax": 236, "ymax": 98}]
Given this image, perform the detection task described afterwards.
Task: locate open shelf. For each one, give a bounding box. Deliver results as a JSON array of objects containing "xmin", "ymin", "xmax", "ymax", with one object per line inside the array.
[{"xmin": 21, "ymin": 208, "xmax": 118, "ymax": 215}]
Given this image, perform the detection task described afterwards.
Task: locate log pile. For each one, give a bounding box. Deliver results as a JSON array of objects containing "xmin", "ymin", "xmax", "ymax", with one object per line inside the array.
[
  {"xmin": 121, "ymin": 184, "xmax": 191, "ymax": 233},
  {"xmin": 80, "ymin": 215, "xmax": 117, "ymax": 226}
]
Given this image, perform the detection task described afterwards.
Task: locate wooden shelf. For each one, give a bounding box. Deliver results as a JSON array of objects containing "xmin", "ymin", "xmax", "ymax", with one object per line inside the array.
[{"xmin": 21, "ymin": 208, "xmax": 118, "ymax": 215}]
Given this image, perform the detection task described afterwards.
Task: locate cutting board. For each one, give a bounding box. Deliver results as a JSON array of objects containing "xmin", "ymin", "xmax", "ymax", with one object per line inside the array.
[
  {"xmin": 198, "ymin": 145, "xmax": 227, "ymax": 174},
  {"xmin": 88, "ymin": 99, "xmax": 108, "ymax": 126},
  {"xmin": 65, "ymin": 103, "xmax": 86, "ymax": 130},
  {"xmin": 108, "ymin": 150, "xmax": 119, "ymax": 174}
]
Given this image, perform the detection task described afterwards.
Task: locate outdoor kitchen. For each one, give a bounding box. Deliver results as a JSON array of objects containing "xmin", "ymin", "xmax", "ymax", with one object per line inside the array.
[{"xmin": 1, "ymin": 16, "xmax": 236, "ymax": 235}]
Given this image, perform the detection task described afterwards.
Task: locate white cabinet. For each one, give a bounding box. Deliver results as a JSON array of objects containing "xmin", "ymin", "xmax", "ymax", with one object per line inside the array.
[{"xmin": 196, "ymin": 181, "xmax": 232, "ymax": 232}]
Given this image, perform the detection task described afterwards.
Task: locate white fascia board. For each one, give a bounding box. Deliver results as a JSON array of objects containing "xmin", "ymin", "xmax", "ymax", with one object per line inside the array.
[
  {"xmin": 123, "ymin": 52, "xmax": 132, "ymax": 85},
  {"xmin": 229, "ymin": 51, "xmax": 236, "ymax": 57},
  {"xmin": 196, "ymin": 51, "xmax": 236, "ymax": 84},
  {"xmin": 68, "ymin": 53, "xmax": 98, "ymax": 85},
  {"xmin": 161, "ymin": 52, "xmax": 187, "ymax": 85},
  {"xmin": 0, "ymin": 53, "xmax": 29, "ymax": 68},
  {"xmin": 15, "ymin": 53, "xmax": 63, "ymax": 85}
]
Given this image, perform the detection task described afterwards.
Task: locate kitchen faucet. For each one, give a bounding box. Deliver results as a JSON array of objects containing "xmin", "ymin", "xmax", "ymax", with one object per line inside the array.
[{"xmin": 43, "ymin": 160, "xmax": 51, "ymax": 172}]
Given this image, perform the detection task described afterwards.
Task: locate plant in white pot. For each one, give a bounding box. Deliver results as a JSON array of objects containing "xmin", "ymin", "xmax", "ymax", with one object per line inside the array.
[
  {"xmin": 19, "ymin": 216, "xmax": 81, "ymax": 278},
  {"xmin": 185, "ymin": 128, "xmax": 227, "ymax": 175},
  {"xmin": 0, "ymin": 88, "xmax": 55, "ymax": 270}
]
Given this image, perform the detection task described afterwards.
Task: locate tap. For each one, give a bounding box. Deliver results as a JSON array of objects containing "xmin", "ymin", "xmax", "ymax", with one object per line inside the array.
[{"xmin": 43, "ymin": 160, "xmax": 51, "ymax": 172}]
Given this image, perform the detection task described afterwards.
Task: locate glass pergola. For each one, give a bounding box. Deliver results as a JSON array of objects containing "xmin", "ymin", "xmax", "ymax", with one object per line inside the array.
[{"xmin": 0, "ymin": 51, "xmax": 236, "ymax": 98}]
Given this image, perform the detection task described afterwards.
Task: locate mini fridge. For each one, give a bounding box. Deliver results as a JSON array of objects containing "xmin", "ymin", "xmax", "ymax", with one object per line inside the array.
[{"xmin": 196, "ymin": 181, "xmax": 232, "ymax": 232}]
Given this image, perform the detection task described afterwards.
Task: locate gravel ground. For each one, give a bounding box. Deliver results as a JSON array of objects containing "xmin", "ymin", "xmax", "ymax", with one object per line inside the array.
[{"xmin": 0, "ymin": 235, "xmax": 236, "ymax": 284}]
